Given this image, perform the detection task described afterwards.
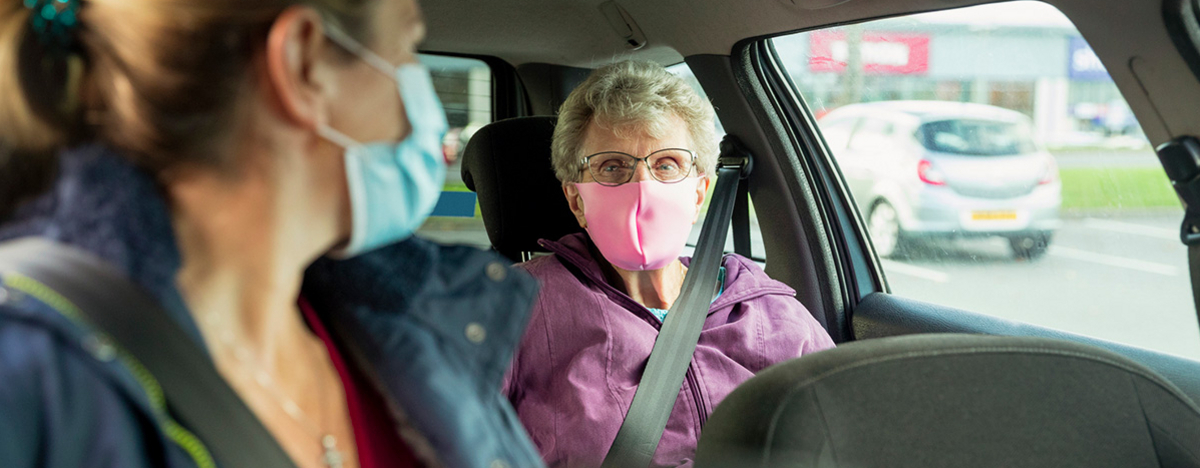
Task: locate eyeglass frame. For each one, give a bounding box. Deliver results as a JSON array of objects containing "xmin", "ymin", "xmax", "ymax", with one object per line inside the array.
[{"xmin": 579, "ymin": 148, "xmax": 699, "ymax": 187}]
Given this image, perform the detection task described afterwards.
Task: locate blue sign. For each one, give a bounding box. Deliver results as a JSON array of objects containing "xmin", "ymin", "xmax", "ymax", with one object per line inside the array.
[
  {"xmin": 430, "ymin": 191, "xmax": 478, "ymax": 218},
  {"xmin": 1068, "ymin": 37, "xmax": 1110, "ymax": 81}
]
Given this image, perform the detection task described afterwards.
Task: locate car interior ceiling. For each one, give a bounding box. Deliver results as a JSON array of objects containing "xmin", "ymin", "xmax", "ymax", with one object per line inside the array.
[{"xmin": 428, "ymin": 0, "xmax": 1200, "ymax": 404}]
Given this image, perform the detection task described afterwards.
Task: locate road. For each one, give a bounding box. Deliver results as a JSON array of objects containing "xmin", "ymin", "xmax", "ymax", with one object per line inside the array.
[
  {"xmin": 881, "ymin": 213, "xmax": 1200, "ymax": 360},
  {"xmin": 681, "ymin": 209, "xmax": 1200, "ymax": 360}
]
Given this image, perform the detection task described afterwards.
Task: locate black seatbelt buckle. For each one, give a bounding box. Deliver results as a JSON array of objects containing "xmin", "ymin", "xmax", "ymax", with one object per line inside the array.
[
  {"xmin": 1155, "ymin": 137, "xmax": 1200, "ymax": 245},
  {"xmin": 717, "ymin": 136, "xmax": 754, "ymax": 179}
]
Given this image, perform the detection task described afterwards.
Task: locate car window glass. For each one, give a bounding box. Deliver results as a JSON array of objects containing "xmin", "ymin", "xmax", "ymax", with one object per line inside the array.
[
  {"xmin": 820, "ymin": 117, "xmax": 858, "ymax": 150},
  {"xmin": 772, "ymin": 1, "xmax": 1200, "ymax": 359},
  {"xmin": 848, "ymin": 118, "xmax": 894, "ymax": 151},
  {"xmin": 414, "ymin": 54, "xmax": 492, "ymax": 248},
  {"xmin": 667, "ymin": 63, "xmax": 767, "ymax": 263}
]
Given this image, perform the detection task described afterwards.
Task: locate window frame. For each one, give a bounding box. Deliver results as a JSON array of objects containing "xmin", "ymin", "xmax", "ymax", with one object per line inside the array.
[
  {"xmin": 418, "ymin": 50, "xmax": 530, "ymax": 121},
  {"xmin": 752, "ymin": 2, "xmax": 1198, "ymax": 355}
]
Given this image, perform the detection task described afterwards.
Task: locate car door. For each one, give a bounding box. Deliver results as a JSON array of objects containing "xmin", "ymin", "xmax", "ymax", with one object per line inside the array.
[{"xmin": 687, "ymin": 0, "xmax": 1200, "ymax": 403}]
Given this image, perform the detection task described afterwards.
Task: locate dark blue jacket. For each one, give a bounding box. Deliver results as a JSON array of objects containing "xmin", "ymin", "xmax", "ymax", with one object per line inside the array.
[{"xmin": 0, "ymin": 145, "xmax": 544, "ymax": 468}]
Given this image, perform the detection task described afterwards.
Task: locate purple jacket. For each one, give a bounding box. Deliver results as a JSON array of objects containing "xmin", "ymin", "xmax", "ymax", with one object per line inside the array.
[{"xmin": 502, "ymin": 233, "xmax": 836, "ymax": 467}]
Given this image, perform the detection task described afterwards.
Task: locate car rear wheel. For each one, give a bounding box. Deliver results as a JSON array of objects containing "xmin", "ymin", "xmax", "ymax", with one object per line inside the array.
[
  {"xmin": 868, "ymin": 201, "xmax": 905, "ymax": 258},
  {"xmin": 1009, "ymin": 233, "xmax": 1052, "ymax": 260}
]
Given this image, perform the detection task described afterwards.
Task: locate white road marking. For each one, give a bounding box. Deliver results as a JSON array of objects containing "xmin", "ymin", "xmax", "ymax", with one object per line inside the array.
[
  {"xmin": 1049, "ymin": 245, "xmax": 1179, "ymax": 276},
  {"xmin": 881, "ymin": 260, "xmax": 951, "ymax": 283},
  {"xmin": 1082, "ymin": 218, "xmax": 1178, "ymax": 241}
]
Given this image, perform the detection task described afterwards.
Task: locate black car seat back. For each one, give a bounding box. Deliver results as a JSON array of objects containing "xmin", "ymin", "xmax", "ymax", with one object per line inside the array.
[
  {"xmin": 460, "ymin": 116, "xmax": 583, "ymax": 262},
  {"xmin": 695, "ymin": 333, "xmax": 1200, "ymax": 468}
]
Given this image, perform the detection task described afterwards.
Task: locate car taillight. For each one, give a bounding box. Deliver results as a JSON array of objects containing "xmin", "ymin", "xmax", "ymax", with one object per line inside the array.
[
  {"xmin": 1038, "ymin": 159, "xmax": 1058, "ymax": 185},
  {"xmin": 918, "ymin": 159, "xmax": 946, "ymax": 186}
]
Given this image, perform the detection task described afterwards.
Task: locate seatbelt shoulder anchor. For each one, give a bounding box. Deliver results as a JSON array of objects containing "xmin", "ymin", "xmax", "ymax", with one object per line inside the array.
[
  {"xmin": 1156, "ymin": 136, "xmax": 1200, "ymax": 245},
  {"xmin": 717, "ymin": 136, "xmax": 754, "ymax": 180}
]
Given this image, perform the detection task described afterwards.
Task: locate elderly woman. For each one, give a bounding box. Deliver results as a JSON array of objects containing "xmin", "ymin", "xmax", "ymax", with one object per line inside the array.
[{"xmin": 502, "ymin": 61, "xmax": 836, "ymax": 467}]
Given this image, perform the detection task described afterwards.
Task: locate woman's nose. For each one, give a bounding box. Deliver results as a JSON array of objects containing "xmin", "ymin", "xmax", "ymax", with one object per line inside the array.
[{"xmin": 630, "ymin": 160, "xmax": 654, "ymax": 183}]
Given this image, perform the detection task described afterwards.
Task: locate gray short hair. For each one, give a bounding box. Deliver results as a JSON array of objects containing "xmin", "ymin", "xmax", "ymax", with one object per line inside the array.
[{"xmin": 551, "ymin": 61, "xmax": 719, "ymax": 183}]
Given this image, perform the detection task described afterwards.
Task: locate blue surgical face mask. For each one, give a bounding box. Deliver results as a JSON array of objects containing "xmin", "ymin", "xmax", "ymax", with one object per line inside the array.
[{"xmin": 318, "ymin": 27, "xmax": 448, "ymax": 258}]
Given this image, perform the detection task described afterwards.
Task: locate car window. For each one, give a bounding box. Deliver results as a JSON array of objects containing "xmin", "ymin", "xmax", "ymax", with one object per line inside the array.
[
  {"xmin": 667, "ymin": 63, "xmax": 767, "ymax": 262},
  {"xmin": 848, "ymin": 118, "xmax": 895, "ymax": 152},
  {"xmin": 414, "ymin": 54, "xmax": 493, "ymax": 248},
  {"xmin": 772, "ymin": 1, "xmax": 1200, "ymax": 359},
  {"xmin": 918, "ymin": 119, "xmax": 1037, "ymax": 156},
  {"xmin": 819, "ymin": 117, "xmax": 858, "ymax": 151}
]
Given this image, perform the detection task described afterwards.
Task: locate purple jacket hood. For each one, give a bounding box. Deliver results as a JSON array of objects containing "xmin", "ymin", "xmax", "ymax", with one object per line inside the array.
[{"xmin": 503, "ymin": 232, "xmax": 835, "ymax": 467}]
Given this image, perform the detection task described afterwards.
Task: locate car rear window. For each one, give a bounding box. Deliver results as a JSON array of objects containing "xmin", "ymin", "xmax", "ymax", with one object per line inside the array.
[
  {"xmin": 414, "ymin": 54, "xmax": 493, "ymax": 248},
  {"xmin": 918, "ymin": 119, "xmax": 1037, "ymax": 156}
]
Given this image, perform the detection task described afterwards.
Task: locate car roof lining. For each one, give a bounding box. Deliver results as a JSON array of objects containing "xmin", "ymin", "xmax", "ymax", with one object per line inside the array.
[
  {"xmin": 424, "ymin": 0, "xmax": 1200, "ymax": 146},
  {"xmin": 424, "ymin": 0, "xmax": 994, "ymax": 69}
]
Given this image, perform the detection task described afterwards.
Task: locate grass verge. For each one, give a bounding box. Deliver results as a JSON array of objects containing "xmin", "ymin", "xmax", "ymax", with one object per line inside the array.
[{"xmin": 1059, "ymin": 167, "xmax": 1180, "ymax": 210}]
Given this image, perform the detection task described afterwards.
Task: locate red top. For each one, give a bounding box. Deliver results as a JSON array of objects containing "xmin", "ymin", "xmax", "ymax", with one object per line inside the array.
[{"xmin": 299, "ymin": 298, "xmax": 422, "ymax": 468}]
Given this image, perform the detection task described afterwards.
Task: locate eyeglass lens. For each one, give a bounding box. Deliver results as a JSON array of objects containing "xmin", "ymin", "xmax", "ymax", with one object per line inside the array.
[{"xmin": 587, "ymin": 149, "xmax": 694, "ymax": 185}]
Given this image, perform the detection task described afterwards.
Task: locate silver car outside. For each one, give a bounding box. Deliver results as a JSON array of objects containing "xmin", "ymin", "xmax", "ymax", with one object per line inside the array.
[{"xmin": 820, "ymin": 101, "xmax": 1062, "ymax": 259}]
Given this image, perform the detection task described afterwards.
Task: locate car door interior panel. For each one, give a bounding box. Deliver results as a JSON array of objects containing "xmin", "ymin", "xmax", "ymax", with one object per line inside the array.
[{"xmin": 853, "ymin": 292, "xmax": 1200, "ymax": 405}]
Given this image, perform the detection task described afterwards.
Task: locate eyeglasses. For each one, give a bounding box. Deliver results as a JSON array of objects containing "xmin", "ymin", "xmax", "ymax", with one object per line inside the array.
[{"xmin": 582, "ymin": 148, "xmax": 697, "ymax": 187}]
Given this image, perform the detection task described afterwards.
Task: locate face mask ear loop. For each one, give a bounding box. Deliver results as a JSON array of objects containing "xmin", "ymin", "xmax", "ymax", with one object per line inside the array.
[
  {"xmin": 317, "ymin": 124, "xmax": 363, "ymax": 151},
  {"xmin": 320, "ymin": 123, "xmax": 369, "ymax": 258},
  {"xmin": 324, "ymin": 25, "xmax": 398, "ymax": 78}
]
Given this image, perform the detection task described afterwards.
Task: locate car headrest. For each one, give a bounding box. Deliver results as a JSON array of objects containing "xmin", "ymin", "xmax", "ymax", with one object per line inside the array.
[
  {"xmin": 461, "ymin": 116, "xmax": 584, "ymax": 262},
  {"xmin": 695, "ymin": 333, "xmax": 1200, "ymax": 468}
]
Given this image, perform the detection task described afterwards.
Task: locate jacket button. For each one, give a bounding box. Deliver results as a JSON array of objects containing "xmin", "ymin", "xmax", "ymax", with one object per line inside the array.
[
  {"xmin": 489, "ymin": 460, "xmax": 510, "ymax": 468},
  {"xmin": 465, "ymin": 323, "xmax": 487, "ymax": 344},
  {"xmin": 82, "ymin": 334, "xmax": 117, "ymax": 362},
  {"xmin": 486, "ymin": 262, "xmax": 507, "ymax": 282}
]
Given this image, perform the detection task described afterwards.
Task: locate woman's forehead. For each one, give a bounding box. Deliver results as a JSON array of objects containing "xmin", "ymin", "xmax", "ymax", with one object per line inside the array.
[{"xmin": 581, "ymin": 116, "xmax": 691, "ymax": 154}]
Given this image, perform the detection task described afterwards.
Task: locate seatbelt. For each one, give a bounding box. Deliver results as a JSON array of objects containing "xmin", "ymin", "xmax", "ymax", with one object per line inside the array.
[
  {"xmin": 601, "ymin": 136, "xmax": 753, "ymax": 468},
  {"xmin": 0, "ymin": 238, "xmax": 296, "ymax": 468},
  {"xmin": 1156, "ymin": 137, "xmax": 1200, "ymax": 334},
  {"xmin": 732, "ymin": 179, "xmax": 752, "ymax": 258}
]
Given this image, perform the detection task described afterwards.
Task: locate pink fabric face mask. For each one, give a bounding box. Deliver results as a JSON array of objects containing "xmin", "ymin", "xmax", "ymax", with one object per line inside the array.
[{"xmin": 575, "ymin": 178, "xmax": 700, "ymax": 271}]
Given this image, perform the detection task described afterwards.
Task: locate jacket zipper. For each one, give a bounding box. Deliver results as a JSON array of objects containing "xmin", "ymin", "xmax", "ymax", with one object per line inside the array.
[
  {"xmin": 686, "ymin": 365, "xmax": 708, "ymax": 428},
  {"xmin": 546, "ymin": 241, "xmax": 719, "ymax": 429}
]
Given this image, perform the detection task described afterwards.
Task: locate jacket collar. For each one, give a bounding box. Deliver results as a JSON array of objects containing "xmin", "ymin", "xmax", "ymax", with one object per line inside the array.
[
  {"xmin": 537, "ymin": 232, "xmax": 795, "ymax": 313},
  {"xmin": 0, "ymin": 145, "xmax": 203, "ymax": 346}
]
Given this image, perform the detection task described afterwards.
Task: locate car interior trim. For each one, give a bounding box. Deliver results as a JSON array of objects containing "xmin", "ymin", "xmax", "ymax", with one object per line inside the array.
[{"xmin": 854, "ymin": 292, "xmax": 1200, "ymax": 404}]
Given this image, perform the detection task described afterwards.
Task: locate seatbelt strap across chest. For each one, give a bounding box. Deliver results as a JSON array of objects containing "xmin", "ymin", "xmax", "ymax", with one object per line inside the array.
[
  {"xmin": 0, "ymin": 238, "xmax": 297, "ymax": 468},
  {"xmin": 601, "ymin": 137, "xmax": 753, "ymax": 468}
]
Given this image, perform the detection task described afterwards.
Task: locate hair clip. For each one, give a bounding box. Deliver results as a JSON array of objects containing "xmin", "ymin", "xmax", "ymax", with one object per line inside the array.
[{"xmin": 25, "ymin": 0, "xmax": 81, "ymax": 52}]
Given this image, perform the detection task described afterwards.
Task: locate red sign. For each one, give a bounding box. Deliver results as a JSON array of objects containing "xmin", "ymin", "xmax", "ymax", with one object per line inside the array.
[{"xmin": 809, "ymin": 31, "xmax": 930, "ymax": 75}]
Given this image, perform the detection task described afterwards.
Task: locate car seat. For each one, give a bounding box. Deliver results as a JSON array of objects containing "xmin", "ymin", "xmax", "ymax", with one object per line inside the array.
[
  {"xmin": 694, "ymin": 333, "xmax": 1200, "ymax": 468},
  {"xmin": 460, "ymin": 116, "xmax": 584, "ymax": 262}
]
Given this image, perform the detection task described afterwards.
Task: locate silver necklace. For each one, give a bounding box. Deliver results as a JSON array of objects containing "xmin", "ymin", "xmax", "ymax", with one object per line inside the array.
[{"xmin": 212, "ymin": 325, "xmax": 346, "ymax": 468}]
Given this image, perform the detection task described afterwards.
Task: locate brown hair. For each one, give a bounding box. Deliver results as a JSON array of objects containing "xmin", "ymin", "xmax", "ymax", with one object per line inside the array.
[{"xmin": 0, "ymin": 0, "xmax": 377, "ymax": 215}]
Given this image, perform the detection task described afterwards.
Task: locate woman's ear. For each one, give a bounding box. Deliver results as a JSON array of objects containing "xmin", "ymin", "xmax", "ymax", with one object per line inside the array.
[
  {"xmin": 563, "ymin": 183, "xmax": 587, "ymax": 229},
  {"xmin": 263, "ymin": 6, "xmax": 333, "ymax": 130},
  {"xmin": 693, "ymin": 176, "xmax": 711, "ymax": 224}
]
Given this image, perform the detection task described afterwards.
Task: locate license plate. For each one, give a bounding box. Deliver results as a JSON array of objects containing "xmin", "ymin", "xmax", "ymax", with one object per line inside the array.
[{"xmin": 971, "ymin": 210, "xmax": 1018, "ymax": 221}]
